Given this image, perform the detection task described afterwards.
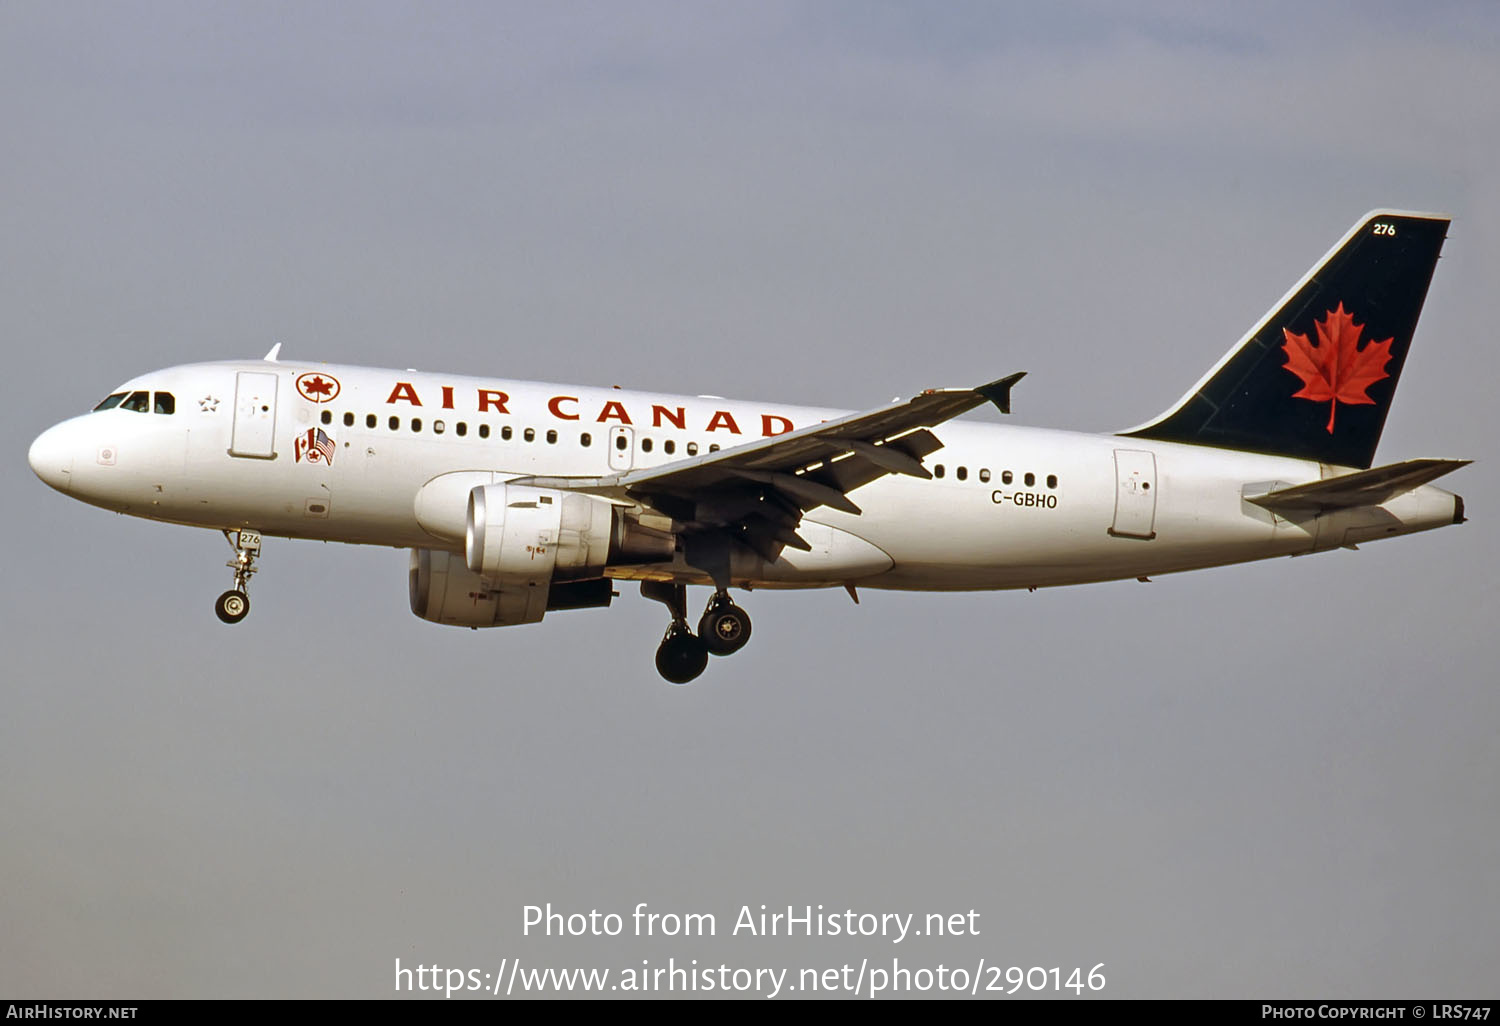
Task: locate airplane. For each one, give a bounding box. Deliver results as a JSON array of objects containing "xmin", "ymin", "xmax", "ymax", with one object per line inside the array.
[{"xmin": 28, "ymin": 209, "xmax": 1469, "ymax": 684}]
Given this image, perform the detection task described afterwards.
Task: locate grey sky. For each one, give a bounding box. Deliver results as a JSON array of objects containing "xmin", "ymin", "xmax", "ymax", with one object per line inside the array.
[{"xmin": 4, "ymin": 1, "xmax": 1495, "ymax": 999}]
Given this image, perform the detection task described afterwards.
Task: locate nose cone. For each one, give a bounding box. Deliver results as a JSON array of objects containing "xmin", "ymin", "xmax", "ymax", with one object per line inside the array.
[{"xmin": 29, "ymin": 422, "xmax": 75, "ymax": 493}]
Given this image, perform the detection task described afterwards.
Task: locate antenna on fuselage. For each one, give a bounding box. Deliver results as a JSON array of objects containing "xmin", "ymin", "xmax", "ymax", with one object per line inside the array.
[{"xmin": 263, "ymin": 342, "xmax": 282, "ymax": 362}]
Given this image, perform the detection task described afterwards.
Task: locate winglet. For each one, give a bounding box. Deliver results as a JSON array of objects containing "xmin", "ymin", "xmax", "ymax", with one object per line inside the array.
[
  {"xmin": 975, "ymin": 371, "xmax": 1026, "ymax": 415},
  {"xmin": 263, "ymin": 342, "xmax": 282, "ymax": 363}
]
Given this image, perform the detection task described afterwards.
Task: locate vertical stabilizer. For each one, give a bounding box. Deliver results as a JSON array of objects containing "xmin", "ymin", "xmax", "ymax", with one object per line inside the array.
[{"xmin": 1122, "ymin": 210, "xmax": 1449, "ymax": 468}]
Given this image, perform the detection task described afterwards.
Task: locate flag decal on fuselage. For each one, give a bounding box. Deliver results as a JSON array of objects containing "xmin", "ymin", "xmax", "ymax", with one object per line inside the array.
[{"xmin": 294, "ymin": 427, "xmax": 335, "ymax": 465}]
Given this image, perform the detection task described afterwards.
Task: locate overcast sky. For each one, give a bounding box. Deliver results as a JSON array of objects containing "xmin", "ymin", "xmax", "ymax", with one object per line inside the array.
[{"xmin": 4, "ymin": 1, "xmax": 1496, "ymax": 1000}]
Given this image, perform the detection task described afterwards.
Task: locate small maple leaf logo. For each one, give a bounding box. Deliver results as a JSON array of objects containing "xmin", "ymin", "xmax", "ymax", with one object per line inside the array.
[
  {"xmin": 1281, "ymin": 303, "xmax": 1393, "ymax": 433},
  {"xmin": 295, "ymin": 372, "xmax": 341, "ymax": 403}
]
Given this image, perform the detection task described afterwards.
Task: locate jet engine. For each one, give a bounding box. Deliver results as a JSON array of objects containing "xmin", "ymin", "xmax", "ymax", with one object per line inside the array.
[
  {"xmin": 408, "ymin": 483, "xmax": 675, "ymax": 628},
  {"xmin": 408, "ymin": 548, "xmax": 617, "ymax": 628}
]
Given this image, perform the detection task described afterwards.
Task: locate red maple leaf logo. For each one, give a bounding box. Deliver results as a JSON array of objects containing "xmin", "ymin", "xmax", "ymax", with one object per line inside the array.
[
  {"xmin": 295, "ymin": 372, "xmax": 340, "ymax": 403},
  {"xmin": 1281, "ymin": 302, "xmax": 1393, "ymax": 433}
]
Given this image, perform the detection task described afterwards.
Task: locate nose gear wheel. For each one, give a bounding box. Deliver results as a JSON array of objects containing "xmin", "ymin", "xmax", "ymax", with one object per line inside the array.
[{"xmin": 215, "ymin": 589, "xmax": 250, "ymax": 624}]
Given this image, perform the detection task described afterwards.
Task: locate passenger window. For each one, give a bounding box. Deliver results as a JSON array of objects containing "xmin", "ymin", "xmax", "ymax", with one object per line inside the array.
[
  {"xmin": 366, "ymin": 414, "xmax": 376, "ymax": 429},
  {"xmin": 709, "ymin": 444, "xmax": 720, "ymax": 453},
  {"xmin": 642, "ymin": 438, "xmax": 653, "ymax": 453},
  {"xmin": 412, "ymin": 418, "xmax": 422, "ymax": 432},
  {"xmin": 121, "ymin": 390, "xmax": 150, "ymax": 413},
  {"xmin": 1002, "ymin": 471, "xmax": 1013, "ymax": 485},
  {"xmin": 434, "ymin": 420, "xmax": 445, "ymax": 434},
  {"xmin": 1047, "ymin": 474, "xmax": 1057, "ymax": 489},
  {"xmin": 523, "ymin": 427, "xmax": 535, "ymax": 442},
  {"xmin": 321, "ymin": 410, "xmax": 332, "ymax": 424},
  {"xmin": 343, "ymin": 412, "xmax": 355, "ymax": 427},
  {"xmin": 153, "ymin": 392, "xmax": 175, "ymax": 415},
  {"xmin": 580, "ymin": 432, "xmax": 591, "ymax": 447},
  {"xmin": 501, "ymin": 426, "xmax": 512, "ymax": 441},
  {"xmin": 687, "ymin": 442, "xmax": 699, "ymax": 456},
  {"xmin": 389, "ymin": 416, "xmax": 399, "ymax": 430},
  {"xmin": 664, "ymin": 440, "xmax": 675, "ymax": 455},
  {"xmin": 979, "ymin": 468, "xmax": 991, "ymax": 483},
  {"xmin": 93, "ymin": 393, "xmax": 127, "ymax": 411},
  {"xmin": 456, "ymin": 422, "xmax": 467, "ymax": 437},
  {"xmin": 956, "ymin": 466, "xmax": 967, "ymax": 481},
  {"xmin": 546, "ymin": 429, "xmax": 557, "ymax": 444},
  {"xmin": 934, "ymin": 464, "xmax": 945, "ymax": 479},
  {"xmin": 1024, "ymin": 472, "xmax": 1035, "ymax": 486},
  {"xmin": 479, "ymin": 424, "xmax": 490, "ymax": 439},
  {"xmin": 615, "ymin": 434, "xmax": 628, "ymax": 451}
]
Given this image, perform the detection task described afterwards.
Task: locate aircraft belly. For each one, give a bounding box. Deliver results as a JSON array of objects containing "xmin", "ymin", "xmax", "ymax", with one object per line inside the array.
[
  {"xmin": 611, "ymin": 522, "xmax": 892, "ymax": 589},
  {"xmin": 748, "ymin": 521, "xmax": 893, "ymax": 583}
]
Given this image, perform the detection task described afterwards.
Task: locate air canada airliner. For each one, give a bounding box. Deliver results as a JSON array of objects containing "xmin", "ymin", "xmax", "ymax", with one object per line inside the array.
[{"xmin": 29, "ymin": 210, "xmax": 1469, "ymax": 682}]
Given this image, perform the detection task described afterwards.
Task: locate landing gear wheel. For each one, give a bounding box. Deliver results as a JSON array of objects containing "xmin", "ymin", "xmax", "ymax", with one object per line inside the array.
[
  {"xmin": 655, "ymin": 625, "xmax": 709, "ymax": 684},
  {"xmin": 699, "ymin": 602, "xmax": 752, "ymax": 656},
  {"xmin": 215, "ymin": 589, "xmax": 250, "ymax": 624}
]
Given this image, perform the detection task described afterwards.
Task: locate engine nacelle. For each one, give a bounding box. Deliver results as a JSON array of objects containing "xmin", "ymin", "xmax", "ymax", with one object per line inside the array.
[
  {"xmin": 466, "ymin": 483, "xmax": 673, "ymax": 580},
  {"xmin": 466, "ymin": 484, "xmax": 596, "ymax": 579},
  {"xmin": 409, "ymin": 548, "xmax": 616, "ymax": 628},
  {"xmin": 454, "ymin": 483, "xmax": 674, "ymax": 624}
]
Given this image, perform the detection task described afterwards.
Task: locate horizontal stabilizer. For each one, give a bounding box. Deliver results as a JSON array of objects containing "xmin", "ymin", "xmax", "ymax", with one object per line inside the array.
[{"xmin": 1246, "ymin": 458, "xmax": 1470, "ymax": 515}]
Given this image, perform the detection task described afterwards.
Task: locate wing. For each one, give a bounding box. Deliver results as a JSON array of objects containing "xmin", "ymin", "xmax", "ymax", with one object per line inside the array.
[{"xmin": 511, "ymin": 372, "xmax": 1025, "ymax": 580}]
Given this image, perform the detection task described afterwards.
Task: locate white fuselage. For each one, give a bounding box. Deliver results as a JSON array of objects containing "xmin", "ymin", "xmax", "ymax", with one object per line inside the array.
[{"xmin": 29, "ymin": 359, "xmax": 1462, "ymax": 593}]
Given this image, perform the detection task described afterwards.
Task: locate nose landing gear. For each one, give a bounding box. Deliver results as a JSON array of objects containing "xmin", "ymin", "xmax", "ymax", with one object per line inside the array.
[{"xmin": 215, "ymin": 529, "xmax": 261, "ymax": 625}]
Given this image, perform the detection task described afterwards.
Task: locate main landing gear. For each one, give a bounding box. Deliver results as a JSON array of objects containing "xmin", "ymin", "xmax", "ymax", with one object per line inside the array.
[
  {"xmin": 699, "ymin": 592, "xmax": 752, "ymax": 656},
  {"xmin": 214, "ymin": 529, "xmax": 262, "ymax": 625},
  {"xmin": 642, "ymin": 582, "xmax": 754, "ymax": 684}
]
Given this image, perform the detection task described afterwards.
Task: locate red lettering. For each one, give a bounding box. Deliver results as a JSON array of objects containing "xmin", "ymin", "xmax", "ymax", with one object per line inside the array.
[
  {"xmin": 387, "ymin": 382, "xmax": 422, "ymax": 406},
  {"xmin": 548, "ymin": 395, "xmax": 580, "ymax": 420},
  {"xmin": 706, "ymin": 410, "xmax": 741, "ymax": 434},
  {"xmin": 441, "ymin": 385, "xmax": 454, "ymax": 410},
  {"xmin": 477, "ymin": 390, "xmax": 510, "ymax": 413},
  {"xmin": 652, "ymin": 405, "xmax": 686, "ymax": 429},
  {"xmin": 597, "ymin": 401, "xmax": 633, "ymax": 425},
  {"xmin": 761, "ymin": 414, "xmax": 794, "ymax": 436}
]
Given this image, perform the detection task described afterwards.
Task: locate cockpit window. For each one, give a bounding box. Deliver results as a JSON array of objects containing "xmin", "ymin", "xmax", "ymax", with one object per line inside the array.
[
  {"xmin": 153, "ymin": 392, "xmax": 175, "ymax": 414},
  {"xmin": 120, "ymin": 390, "xmax": 150, "ymax": 413},
  {"xmin": 93, "ymin": 392, "xmax": 127, "ymax": 411}
]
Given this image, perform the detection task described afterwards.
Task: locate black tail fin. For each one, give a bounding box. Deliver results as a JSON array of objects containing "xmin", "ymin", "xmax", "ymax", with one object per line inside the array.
[{"xmin": 1122, "ymin": 210, "xmax": 1449, "ymax": 469}]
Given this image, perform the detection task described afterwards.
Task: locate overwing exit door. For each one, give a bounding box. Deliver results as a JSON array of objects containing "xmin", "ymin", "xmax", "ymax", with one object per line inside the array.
[{"xmin": 608, "ymin": 425, "xmax": 634, "ymax": 472}]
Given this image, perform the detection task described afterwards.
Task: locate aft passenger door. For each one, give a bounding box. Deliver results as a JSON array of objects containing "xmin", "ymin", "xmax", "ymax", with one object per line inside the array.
[
  {"xmin": 1109, "ymin": 449, "xmax": 1157, "ymax": 539},
  {"xmin": 229, "ymin": 371, "xmax": 279, "ymax": 459}
]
